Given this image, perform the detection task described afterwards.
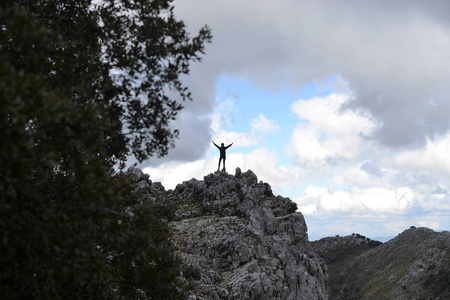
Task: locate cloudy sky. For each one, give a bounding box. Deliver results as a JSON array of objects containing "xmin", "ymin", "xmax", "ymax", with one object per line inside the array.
[{"xmin": 141, "ymin": 0, "xmax": 450, "ymax": 241}]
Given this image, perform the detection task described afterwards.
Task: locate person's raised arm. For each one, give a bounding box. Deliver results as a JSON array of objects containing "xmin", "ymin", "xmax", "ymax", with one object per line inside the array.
[
  {"xmin": 212, "ymin": 141, "xmax": 219, "ymax": 148},
  {"xmin": 226, "ymin": 142, "xmax": 233, "ymax": 149}
]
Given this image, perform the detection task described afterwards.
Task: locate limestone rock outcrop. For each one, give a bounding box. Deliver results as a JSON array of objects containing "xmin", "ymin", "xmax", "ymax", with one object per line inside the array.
[
  {"xmin": 126, "ymin": 167, "xmax": 449, "ymax": 300},
  {"xmin": 167, "ymin": 169, "xmax": 328, "ymax": 300}
]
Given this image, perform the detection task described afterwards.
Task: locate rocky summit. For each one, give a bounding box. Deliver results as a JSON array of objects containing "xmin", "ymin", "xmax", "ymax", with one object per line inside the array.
[
  {"xmin": 155, "ymin": 168, "xmax": 328, "ymax": 300},
  {"xmin": 126, "ymin": 167, "xmax": 450, "ymax": 300}
]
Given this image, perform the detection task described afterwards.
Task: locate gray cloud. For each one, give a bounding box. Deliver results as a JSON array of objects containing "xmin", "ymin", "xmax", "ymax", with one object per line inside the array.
[
  {"xmin": 360, "ymin": 161, "xmax": 382, "ymax": 177},
  {"xmin": 432, "ymin": 185, "xmax": 447, "ymax": 195},
  {"xmin": 156, "ymin": 0, "xmax": 450, "ymax": 166},
  {"xmin": 139, "ymin": 110, "xmax": 212, "ymax": 167}
]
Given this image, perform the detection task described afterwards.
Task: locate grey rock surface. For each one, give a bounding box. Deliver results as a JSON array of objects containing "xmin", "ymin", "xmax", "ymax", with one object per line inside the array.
[
  {"xmin": 168, "ymin": 169, "xmax": 328, "ymax": 300},
  {"xmin": 127, "ymin": 167, "xmax": 450, "ymax": 300}
]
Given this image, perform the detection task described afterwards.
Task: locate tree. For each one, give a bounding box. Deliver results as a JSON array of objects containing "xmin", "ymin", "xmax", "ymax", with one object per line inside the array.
[{"xmin": 0, "ymin": 0, "xmax": 211, "ymax": 298}]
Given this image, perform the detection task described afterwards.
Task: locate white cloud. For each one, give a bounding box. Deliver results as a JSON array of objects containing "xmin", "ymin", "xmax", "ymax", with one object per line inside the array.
[
  {"xmin": 392, "ymin": 133, "xmax": 450, "ymax": 176},
  {"xmin": 418, "ymin": 220, "xmax": 440, "ymax": 230},
  {"xmin": 228, "ymin": 148, "xmax": 305, "ymax": 192},
  {"xmin": 144, "ymin": 146, "xmax": 304, "ymax": 194},
  {"xmin": 293, "ymin": 157, "xmax": 450, "ymax": 238},
  {"xmin": 296, "ymin": 183, "xmax": 415, "ymax": 214},
  {"xmin": 251, "ymin": 114, "xmax": 280, "ymax": 134},
  {"xmin": 143, "ymin": 159, "xmax": 215, "ymax": 190},
  {"xmin": 288, "ymin": 94, "xmax": 377, "ymax": 167},
  {"xmin": 210, "ymin": 98, "xmax": 237, "ymax": 133},
  {"xmin": 212, "ymin": 131, "xmax": 260, "ymax": 147},
  {"xmin": 212, "ymin": 102, "xmax": 280, "ymax": 147}
]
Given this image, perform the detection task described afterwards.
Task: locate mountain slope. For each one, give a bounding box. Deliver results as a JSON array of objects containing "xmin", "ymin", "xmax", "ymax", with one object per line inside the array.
[{"xmin": 313, "ymin": 227, "xmax": 450, "ymax": 300}]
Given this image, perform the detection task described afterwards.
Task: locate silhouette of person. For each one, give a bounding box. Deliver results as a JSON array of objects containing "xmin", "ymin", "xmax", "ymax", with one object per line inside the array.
[{"xmin": 213, "ymin": 141, "xmax": 233, "ymax": 172}]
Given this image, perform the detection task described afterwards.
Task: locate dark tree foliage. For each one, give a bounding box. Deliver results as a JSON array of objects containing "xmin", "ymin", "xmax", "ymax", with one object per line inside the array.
[{"xmin": 0, "ymin": 0, "xmax": 211, "ymax": 299}]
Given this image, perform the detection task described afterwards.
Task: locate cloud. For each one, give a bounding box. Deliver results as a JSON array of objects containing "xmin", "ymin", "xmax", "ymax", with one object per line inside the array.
[
  {"xmin": 296, "ymin": 184, "xmax": 414, "ymax": 214},
  {"xmin": 251, "ymin": 114, "xmax": 280, "ymax": 134},
  {"xmin": 227, "ymin": 148, "xmax": 305, "ymax": 192},
  {"xmin": 144, "ymin": 147, "xmax": 304, "ymax": 192},
  {"xmin": 172, "ymin": 0, "xmax": 450, "ymax": 152},
  {"xmin": 392, "ymin": 133, "xmax": 450, "ymax": 176},
  {"xmin": 432, "ymin": 185, "xmax": 447, "ymax": 195},
  {"xmin": 212, "ymin": 99, "xmax": 280, "ymax": 146},
  {"xmin": 212, "ymin": 131, "xmax": 260, "ymax": 147},
  {"xmin": 210, "ymin": 98, "xmax": 237, "ymax": 132},
  {"xmin": 143, "ymin": 159, "xmax": 215, "ymax": 190},
  {"xmin": 297, "ymin": 182, "xmax": 450, "ymax": 240},
  {"xmin": 360, "ymin": 161, "xmax": 383, "ymax": 177},
  {"xmin": 288, "ymin": 94, "xmax": 377, "ymax": 167},
  {"xmin": 417, "ymin": 220, "xmax": 440, "ymax": 230},
  {"xmin": 145, "ymin": 111, "xmax": 213, "ymax": 166}
]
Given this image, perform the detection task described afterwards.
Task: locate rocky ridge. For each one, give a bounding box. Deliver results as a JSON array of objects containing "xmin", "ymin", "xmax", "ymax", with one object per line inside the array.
[
  {"xmin": 312, "ymin": 227, "xmax": 450, "ymax": 300},
  {"xmin": 312, "ymin": 233, "xmax": 383, "ymax": 268},
  {"xmin": 169, "ymin": 169, "xmax": 328, "ymax": 300},
  {"xmin": 129, "ymin": 167, "xmax": 328, "ymax": 300},
  {"xmin": 126, "ymin": 167, "xmax": 450, "ymax": 300}
]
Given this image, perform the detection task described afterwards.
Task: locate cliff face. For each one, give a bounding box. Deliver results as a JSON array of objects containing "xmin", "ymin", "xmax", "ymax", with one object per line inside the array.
[
  {"xmin": 167, "ymin": 169, "xmax": 328, "ymax": 300},
  {"xmin": 312, "ymin": 228, "xmax": 450, "ymax": 300},
  {"xmin": 127, "ymin": 167, "xmax": 450, "ymax": 300}
]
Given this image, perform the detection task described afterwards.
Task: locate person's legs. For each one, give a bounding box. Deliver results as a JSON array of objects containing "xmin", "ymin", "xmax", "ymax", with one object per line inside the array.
[
  {"xmin": 222, "ymin": 157, "xmax": 226, "ymax": 171},
  {"xmin": 218, "ymin": 157, "xmax": 223, "ymax": 171}
]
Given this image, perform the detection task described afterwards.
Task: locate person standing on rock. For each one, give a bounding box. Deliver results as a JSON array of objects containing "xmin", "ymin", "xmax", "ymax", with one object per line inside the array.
[{"xmin": 212, "ymin": 141, "xmax": 233, "ymax": 172}]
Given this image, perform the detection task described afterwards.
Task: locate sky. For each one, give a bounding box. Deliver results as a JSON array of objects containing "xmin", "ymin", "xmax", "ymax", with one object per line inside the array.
[{"xmin": 140, "ymin": 0, "xmax": 450, "ymax": 241}]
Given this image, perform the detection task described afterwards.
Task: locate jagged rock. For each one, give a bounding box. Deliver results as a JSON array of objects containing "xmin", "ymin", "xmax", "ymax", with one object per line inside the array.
[
  {"xmin": 124, "ymin": 166, "xmax": 166, "ymax": 204},
  {"xmin": 169, "ymin": 169, "xmax": 328, "ymax": 300},
  {"xmin": 127, "ymin": 167, "xmax": 450, "ymax": 300},
  {"xmin": 126, "ymin": 166, "xmax": 150, "ymax": 183}
]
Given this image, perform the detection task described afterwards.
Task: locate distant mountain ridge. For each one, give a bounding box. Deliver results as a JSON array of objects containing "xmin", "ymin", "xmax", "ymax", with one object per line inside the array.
[{"xmin": 312, "ymin": 227, "xmax": 450, "ymax": 300}]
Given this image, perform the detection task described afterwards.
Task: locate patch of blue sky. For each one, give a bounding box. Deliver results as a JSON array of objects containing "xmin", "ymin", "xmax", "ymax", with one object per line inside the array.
[
  {"xmin": 318, "ymin": 131, "xmax": 327, "ymax": 142},
  {"xmin": 216, "ymin": 75, "xmax": 330, "ymax": 127},
  {"xmin": 215, "ymin": 75, "xmax": 338, "ymax": 165},
  {"xmin": 337, "ymin": 184, "xmax": 350, "ymax": 191}
]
